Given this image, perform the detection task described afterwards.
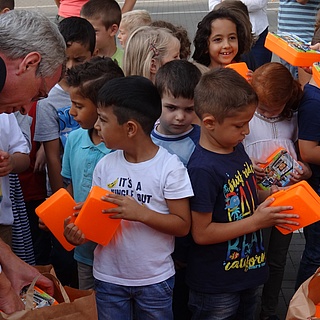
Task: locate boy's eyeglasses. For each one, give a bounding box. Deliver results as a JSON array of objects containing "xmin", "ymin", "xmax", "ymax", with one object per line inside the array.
[{"xmin": 31, "ymin": 73, "xmax": 49, "ymax": 102}]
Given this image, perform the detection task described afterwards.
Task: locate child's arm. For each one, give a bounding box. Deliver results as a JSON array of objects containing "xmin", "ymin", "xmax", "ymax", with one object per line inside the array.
[
  {"xmin": 101, "ymin": 194, "xmax": 191, "ymax": 237},
  {"xmin": 43, "ymin": 139, "xmax": 63, "ymax": 193},
  {"xmin": 298, "ymin": 139, "xmax": 320, "ymax": 165},
  {"xmin": 34, "ymin": 143, "xmax": 46, "ymax": 172},
  {"xmin": 122, "ymin": 0, "xmax": 137, "ymax": 13},
  {"xmin": 0, "ymin": 151, "xmax": 30, "ymax": 176},
  {"xmin": 191, "ymin": 197, "xmax": 299, "ymax": 245}
]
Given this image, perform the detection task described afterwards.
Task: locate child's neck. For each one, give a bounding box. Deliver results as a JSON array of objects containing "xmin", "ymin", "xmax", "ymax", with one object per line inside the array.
[
  {"xmin": 89, "ymin": 128, "xmax": 102, "ymax": 145},
  {"xmin": 123, "ymin": 138, "xmax": 159, "ymax": 163},
  {"xmin": 97, "ymin": 40, "xmax": 117, "ymax": 58}
]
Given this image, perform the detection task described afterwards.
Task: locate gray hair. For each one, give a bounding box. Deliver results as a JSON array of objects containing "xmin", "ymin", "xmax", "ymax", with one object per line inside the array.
[{"xmin": 0, "ymin": 10, "xmax": 66, "ymax": 77}]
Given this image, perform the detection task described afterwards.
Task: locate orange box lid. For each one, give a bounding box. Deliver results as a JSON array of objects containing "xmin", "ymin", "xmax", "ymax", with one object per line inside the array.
[
  {"xmin": 75, "ymin": 186, "xmax": 121, "ymax": 246},
  {"xmin": 266, "ymin": 180, "xmax": 320, "ymax": 234},
  {"xmin": 313, "ymin": 62, "xmax": 320, "ymax": 87},
  {"xmin": 264, "ymin": 32, "xmax": 320, "ymax": 67},
  {"xmin": 258, "ymin": 148, "xmax": 302, "ymax": 190},
  {"xmin": 225, "ymin": 62, "xmax": 249, "ymax": 80},
  {"xmin": 35, "ymin": 189, "xmax": 76, "ymax": 251}
]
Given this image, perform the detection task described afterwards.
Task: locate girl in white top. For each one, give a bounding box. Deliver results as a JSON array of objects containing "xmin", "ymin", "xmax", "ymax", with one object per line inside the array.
[{"xmin": 243, "ymin": 62, "xmax": 311, "ymax": 320}]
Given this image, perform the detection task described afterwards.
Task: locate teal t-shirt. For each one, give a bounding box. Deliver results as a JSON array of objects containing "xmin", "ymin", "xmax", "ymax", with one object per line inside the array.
[{"xmin": 62, "ymin": 127, "xmax": 111, "ymax": 265}]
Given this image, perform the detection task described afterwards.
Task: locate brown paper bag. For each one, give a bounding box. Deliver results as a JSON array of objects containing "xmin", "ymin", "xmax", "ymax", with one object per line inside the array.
[
  {"xmin": 0, "ymin": 265, "xmax": 98, "ymax": 320},
  {"xmin": 286, "ymin": 267, "xmax": 320, "ymax": 320}
]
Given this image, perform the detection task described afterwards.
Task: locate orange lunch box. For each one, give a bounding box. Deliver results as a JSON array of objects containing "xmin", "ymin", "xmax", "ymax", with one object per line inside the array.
[
  {"xmin": 264, "ymin": 32, "xmax": 320, "ymax": 67},
  {"xmin": 266, "ymin": 180, "xmax": 320, "ymax": 235}
]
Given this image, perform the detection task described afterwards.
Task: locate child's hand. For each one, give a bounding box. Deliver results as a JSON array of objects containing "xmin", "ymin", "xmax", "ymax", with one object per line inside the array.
[
  {"xmin": 251, "ymin": 158, "xmax": 266, "ymax": 181},
  {"xmin": 289, "ymin": 161, "xmax": 312, "ymax": 183},
  {"xmin": 63, "ymin": 215, "xmax": 85, "ymax": 246},
  {"xmin": 0, "ymin": 151, "xmax": 13, "ymax": 177},
  {"xmin": 38, "ymin": 218, "xmax": 49, "ymax": 232},
  {"xmin": 101, "ymin": 193, "xmax": 145, "ymax": 222},
  {"xmin": 252, "ymin": 197, "xmax": 299, "ymax": 231}
]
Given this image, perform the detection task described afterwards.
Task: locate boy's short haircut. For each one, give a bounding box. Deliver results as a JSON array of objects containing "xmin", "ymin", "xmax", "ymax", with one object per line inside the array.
[
  {"xmin": 0, "ymin": 0, "xmax": 14, "ymax": 10},
  {"xmin": 151, "ymin": 20, "xmax": 191, "ymax": 60},
  {"xmin": 155, "ymin": 60, "xmax": 201, "ymax": 100},
  {"xmin": 98, "ymin": 76, "xmax": 162, "ymax": 135},
  {"xmin": 194, "ymin": 68, "xmax": 258, "ymax": 122},
  {"xmin": 121, "ymin": 9, "xmax": 151, "ymax": 31},
  {"xmin": 58, "ymin": 16, "xmax": 96, "ymax": 54},
  {"xmin": 66, "ymin": 56, "xmax": 124, "ymax": 105},
  {"xmin": 81, "ymin": 0, "xmax": 121, "ymax": 30}
]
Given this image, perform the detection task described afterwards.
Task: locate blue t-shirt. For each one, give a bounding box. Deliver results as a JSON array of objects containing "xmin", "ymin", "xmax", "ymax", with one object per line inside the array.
[
  {"xmin": 151, "ymin": 125, "xmax": 200, "ymax": 167},
  {"xmin": 298, "ymin": 83, "xmax": 320, "ymax": 192},
  {"xmin": 186, "ymin": 143, "xmax": 268, "ymax": 293},
  {"xmin": 62, "ymin": 128, "xmax": 111, "ymax": 265}
]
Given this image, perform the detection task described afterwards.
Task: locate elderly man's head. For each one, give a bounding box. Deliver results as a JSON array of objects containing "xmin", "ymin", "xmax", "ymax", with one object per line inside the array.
[{"xmin": 0, "ymin": 10, "xmax": 66, "ymax": 114}]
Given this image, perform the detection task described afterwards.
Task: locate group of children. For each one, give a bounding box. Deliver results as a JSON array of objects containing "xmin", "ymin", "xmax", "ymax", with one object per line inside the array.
[{"xmin": 1, "ymin": 0, "xmax": 320, "ymax": 319}]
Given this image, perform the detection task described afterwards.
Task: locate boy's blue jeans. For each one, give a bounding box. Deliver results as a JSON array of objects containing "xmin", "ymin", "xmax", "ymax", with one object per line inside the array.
[
  {"xmin": 94, "ymin": 276, "xmax": 174, "ymax": 320},
  {"xmin": 188, "ymin": 287, "xmax": 259, "ymax": 320}
]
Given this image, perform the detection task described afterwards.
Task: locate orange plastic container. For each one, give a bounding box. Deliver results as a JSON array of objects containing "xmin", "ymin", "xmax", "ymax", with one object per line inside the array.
[
  {"xmin": 312, "ymin": 62, "xmax": 320, "ymax": 87},
  {"xmin": 316, "ymin": 304, "xmax": 320, "ymax": 317},
  {"xmin": 266, "ymin": 180, "xmax": 320, "ymax": 235},
  {"xmin": 258, "ymin": 148, "xmax": 302, "ymax": 190},
  {"xmin": 35, "ymin": 188, "xmax": 76, "ymax": 251},
  {"xmin": 225, "ymin": 62, "xmax": 249, "ymax": 80},
  {"xmin": 75, "ymin": 186, "xmax": 121, "ymax": 246},
  {"xmin": 264, "ymin": 32, "xmax": 320, "ymax": 67}
]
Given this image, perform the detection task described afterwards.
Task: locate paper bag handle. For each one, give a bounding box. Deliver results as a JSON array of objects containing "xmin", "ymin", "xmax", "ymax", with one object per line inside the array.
[{"xmin": 25, "ymin": 273, "xmax": 70, "ymax": 310}]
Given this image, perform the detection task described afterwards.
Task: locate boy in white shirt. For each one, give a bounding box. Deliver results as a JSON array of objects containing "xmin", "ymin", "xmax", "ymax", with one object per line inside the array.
[{"xmin": 64, "ymin": 76, "xmax": 193, "ymax": 319}]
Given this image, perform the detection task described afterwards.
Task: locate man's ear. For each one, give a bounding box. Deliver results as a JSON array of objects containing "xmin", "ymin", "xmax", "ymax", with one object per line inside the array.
[
  {"xmin": 109, "ymin": 24, "xmax": 119, "ymax": 37},
  {"xmin": 202, "ymin": 114, "xmax": 217, "ymax": 130},
  {"xmin": 17, "ymin": 52, "xmax": 41, "ymax": 75}
]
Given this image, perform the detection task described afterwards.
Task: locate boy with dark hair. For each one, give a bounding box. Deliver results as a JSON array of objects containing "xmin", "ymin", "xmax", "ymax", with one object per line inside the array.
[
  {"xmin": 186, "ymin": 67, "xmax": 299, "ymax": 319},
  {"xmin": 62, "ymin": 56, "xmax": 124, "ymax": 290},
  {"xmin": 65, "ymin": 76, "xmax": 193, "ymax": 319},
  {"xmin": 34, "ymin": 16, "xmax": 96, "ymax": 288},
  {"xmin": 153, "ymin": 59, "xmax": 201, "ymax": 165},
  {"xmin": 81, "ymin": 0, "xmax": 123, "ymax": 64},
  {"xmin": 153, "ymin": 59, "xmax": 201, "ymax": 320}
]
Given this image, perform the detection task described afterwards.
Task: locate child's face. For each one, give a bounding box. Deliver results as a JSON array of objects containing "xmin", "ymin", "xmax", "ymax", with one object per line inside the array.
[
  {"xmin": 68, "ymin": 86, "xmax": 98, "ymax": 129},
  {"xmin": 85, "ymin": 17, "xmax": 113, "ymax": 54},
  {"xmin": 207, "ymin": 18, "xmax": 238, "ymax": 68},
  {"xmin": 161, "ymin": 37, "xmax": 181, "ymax": 65},
  {"xmin": 158, "ymin": 92, "xmax": 194, "ymax": 135},
  {"xmin": 207, "ymin": 103, "xmax": 255, "ymax": 153},
  {"xmin": 117, "ymin": 23, "xmax": 129, "ymax": 48},
  {"xmin": 95, "ymin": 106, "xmax": 126, "ymax": 149},
  {"xmin": 65, "ymin": 41, "xmax": 93, "ymax": 70},
  {"xmin": 256, "ymin": 102, "xmax": 286, "ymax": 118}
]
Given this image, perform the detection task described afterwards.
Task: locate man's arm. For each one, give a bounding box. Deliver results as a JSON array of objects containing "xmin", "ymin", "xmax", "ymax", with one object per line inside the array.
[
  {"xmin": 0, "ymin": 239, "xmax": 54, "ymax": 314},
  {"xmin": 54, "ymin": 0, "xmax": 60, "ymax": 8}
]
